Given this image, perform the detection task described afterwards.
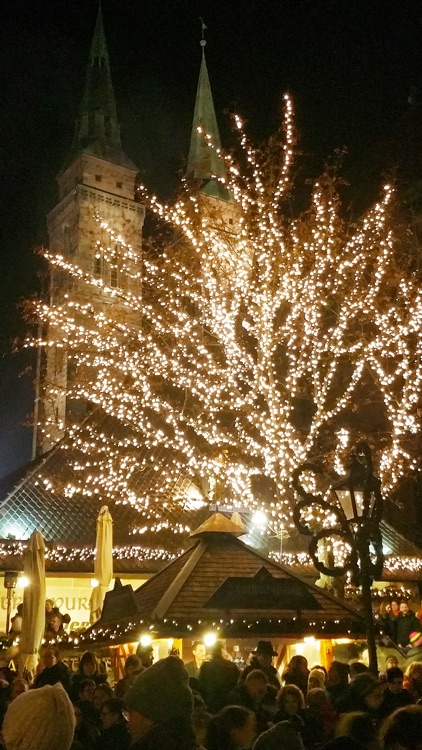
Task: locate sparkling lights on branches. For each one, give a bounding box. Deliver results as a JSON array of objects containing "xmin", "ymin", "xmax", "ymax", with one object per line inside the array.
[{"xmin": 28, "ymin": 94, "xmax": 421, "ymax": 548}]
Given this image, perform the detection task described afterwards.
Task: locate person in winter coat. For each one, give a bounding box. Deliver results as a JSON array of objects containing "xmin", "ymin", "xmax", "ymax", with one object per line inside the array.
[
  {"xmin": 95, "ymin": 698, "xmax": 131, "ymax": 750},
  {"xmin": 241, "ymin": 642, "xmax": 280, "ymax": 688},
  {"xmin": 72, "ymin": 700, "xmax": 101, "ymax": 750},
  {"xmin": 206, "ymin": 706, "xmax": 256, "ymax": 750},
  {"xmin": 198, "ymin": 641, "xmax": 240, "ymax": 713},
  {"xmin": 282, "ymin": 656, "xmax": 309, "ymax": 696},
  {"xmin": 33, "ymin": 646, "xmax": 72, "ymax": 695},
  {"xmin": 377, "ymin": 666, "xmax": 413, "ymax": 720},
  {"xmin": 326, "ymin": 661, "xmax": 351, "ymax": 713},
  {"xmin": 378, "ymin": 602, "xmax": 396, "ymax": 641},
  {"xmin": 125, "ymin": 655, "xmax": 197, "ymax": 750},
  {"xmin": 115, "ymin": 655, "xmax": 144, "ymax": 699},
  {"xmin": 71, "ymin": 651, "xmax": 108, "ymax": 702},
  {"xmin": 405, "ymin": 631, "xmax": 422, "ymax": 663},
  {"xmin": 396, "ymin": 602, "xmax": 420, "ymax": 647},
  {"xmin": 227, "ymin": 669, "xmax": 271, "ymax": 734},
  {"xmin": 306, "ymin": 688, "xmax": 337, "ymax": 744},
  {"xmin": 346, "ymin": 673, "xmax": 385, "ymax": 718},
  {"xmin": 3, "ymin": 684, "xmax": 75, "ymax": 750},
  {"xmin": 274, "ymin": 684, "xmax": 319, "ymax": 749},
  {"xmin": 379, "ymin": 704, "xmax": 422, "ymax": 750}
]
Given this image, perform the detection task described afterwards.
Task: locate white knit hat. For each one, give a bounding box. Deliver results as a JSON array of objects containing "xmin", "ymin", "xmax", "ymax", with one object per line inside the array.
[{"xmin": 3, "ymin": 683, "xmax": 75, "ymax": 750}]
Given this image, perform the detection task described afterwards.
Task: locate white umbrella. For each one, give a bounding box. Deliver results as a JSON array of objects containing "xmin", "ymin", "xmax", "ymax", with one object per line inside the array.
[
  {"xmin": 19, "ymin": 529, "xmax": 46, "ymax": 677},
  {"xmin": 90, "ymin": 506, "xmax": 113, "ymax": 624}
]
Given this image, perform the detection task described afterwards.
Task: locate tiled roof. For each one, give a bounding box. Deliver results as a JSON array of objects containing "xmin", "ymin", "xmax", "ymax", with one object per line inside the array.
[
  {"xmin": 83, "ymin": 528, "xmax": 367, "ymax": 644},
  {"xmin": 0, "ymin": 409, "xmax": 420, "ymax": 579},
  {"xmin": 0, "ymin": 410, "xmax": 208, "ymax": 554}
]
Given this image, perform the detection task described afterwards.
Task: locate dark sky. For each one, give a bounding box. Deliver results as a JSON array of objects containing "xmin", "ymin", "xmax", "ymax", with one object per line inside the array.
[{"xmin": 0, "ymin": 0, "xmax": 421, "ymax": 476}]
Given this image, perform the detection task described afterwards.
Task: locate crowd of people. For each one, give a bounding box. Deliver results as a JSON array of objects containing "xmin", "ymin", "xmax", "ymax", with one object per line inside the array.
[{"xmin": 0, "ymin": 638, "xmax": 422, "ymax": 749}]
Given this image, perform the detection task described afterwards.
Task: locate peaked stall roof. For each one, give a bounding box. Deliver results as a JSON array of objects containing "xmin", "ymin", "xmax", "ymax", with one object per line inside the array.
[{"xmin": 82, "ymin": 520, "xmax": 367, "ymax": 644}]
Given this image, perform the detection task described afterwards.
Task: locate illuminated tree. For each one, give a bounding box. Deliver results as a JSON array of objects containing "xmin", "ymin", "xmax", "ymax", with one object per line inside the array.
[{"xmin": 28, "ymin": 96, "xmax": 421, "ymax": 544}]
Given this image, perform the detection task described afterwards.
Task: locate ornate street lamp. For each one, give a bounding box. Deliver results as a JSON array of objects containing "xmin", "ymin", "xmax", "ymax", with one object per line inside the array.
[{"xmin": 292, "ymin": 441, "xmax": 384, "ymax": 674}]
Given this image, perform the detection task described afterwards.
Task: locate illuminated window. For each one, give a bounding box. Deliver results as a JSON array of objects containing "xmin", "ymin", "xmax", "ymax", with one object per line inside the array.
[{"xmin": 94, "ymin": 253, "xmax": 103, "ymax": 277}]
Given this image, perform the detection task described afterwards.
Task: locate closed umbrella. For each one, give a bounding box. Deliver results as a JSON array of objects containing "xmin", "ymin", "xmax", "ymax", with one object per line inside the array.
[
  {"xmin": 19, "ymin": 529, "xmax": 46, "ymax": 677},
  {"xmin": 90, "ymin": 505, "xmax": 113, "ymax": 624}
]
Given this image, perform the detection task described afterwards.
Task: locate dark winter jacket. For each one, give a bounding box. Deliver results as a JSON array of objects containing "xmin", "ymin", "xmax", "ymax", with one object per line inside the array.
[
  {"xmin": 227, "ymin": 682, "xmax": 271, "ymax": 734},
  {"xmin": 198, "ymin": 655, "xmax": 240, "ymax": 713},
  {"xmin": 282, "ymin": 669, "xmax": 309, "ymax": 696},
  {"xmin": 396, "ymin": 611, "xmax": 420, "ymax": 646},
  {"xmin": 378, "ymin": 687, "xmax": 413, "ymax": 720},
  {"xmin": 94, "ymin": 722, "xmax": 131, "ymax": 750},
  {"xmin": 33, "ymin": 662, "xmax": 72, "ymax": 694}
]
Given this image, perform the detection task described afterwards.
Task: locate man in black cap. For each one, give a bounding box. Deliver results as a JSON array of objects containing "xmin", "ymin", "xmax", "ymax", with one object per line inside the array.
[{"xmin": 241, "ymin": 641, "xmax": 280, "ymax": 687}]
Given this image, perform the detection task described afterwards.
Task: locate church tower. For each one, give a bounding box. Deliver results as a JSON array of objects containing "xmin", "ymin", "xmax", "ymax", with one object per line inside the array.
[
  {"xmin": 187, "ymin": 33, "xmax": 242, "ymax": 270},
  {"xmin": 39, "ymin": 7, "xmax": 144, "ymax": 453}
]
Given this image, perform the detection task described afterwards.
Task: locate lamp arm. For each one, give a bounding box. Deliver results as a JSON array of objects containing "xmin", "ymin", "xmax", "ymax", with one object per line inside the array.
[
  {"xmin": 308, "ymin": 527, "xmax": 357, "ymax": 578},
  {"xmin": 292, "ymin": 462, "xmax": 325, "ymax": 501},
  {"xmin": 293, "ymin": 496, "xmax": 348, "ymax": 537}
]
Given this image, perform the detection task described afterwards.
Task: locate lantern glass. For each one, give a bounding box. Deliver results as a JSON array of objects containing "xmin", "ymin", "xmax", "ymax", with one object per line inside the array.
[{"xmin": 337, "ymin": 489, "xmax": 365, "ymax": 522}]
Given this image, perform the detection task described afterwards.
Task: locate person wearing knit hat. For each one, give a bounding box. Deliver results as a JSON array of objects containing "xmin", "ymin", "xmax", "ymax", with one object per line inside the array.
[
  {"xmin": 307, "ymin": 667, "xmax": 326, "ymax": 692},
  {"xmin": 3, "ymin": 683, "xmax": 75, "ymax": 750},
  {"xmin": 347, "ymin": 672, "xmax": 385, "ymax": 713},
  {"xmin": 406, "ymin": 630, "xmax": 422, "ymax": 662},
  {"xmin": 125, "ymin": 655, "xmax": 196, "ymax": 750}
]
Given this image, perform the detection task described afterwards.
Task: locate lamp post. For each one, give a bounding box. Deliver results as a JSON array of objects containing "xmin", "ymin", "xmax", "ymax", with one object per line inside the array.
[{"xmin": 292, "ymin": 441, "xmax": 384, "ymax": 674}]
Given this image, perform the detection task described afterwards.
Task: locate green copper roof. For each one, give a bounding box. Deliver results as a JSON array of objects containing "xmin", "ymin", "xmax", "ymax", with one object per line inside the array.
[
  {"xmin": 64, "ymin": 6, "xmax": 136, "ymax": 173},
  {"xmin": 188, "ymin": 41, "xmax": 229, "ymax": 201}
]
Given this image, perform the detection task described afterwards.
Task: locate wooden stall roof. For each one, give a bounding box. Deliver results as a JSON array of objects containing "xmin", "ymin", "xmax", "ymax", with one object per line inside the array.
[{"xmin": 81, "ymin": 514, "xmax": 367, "ymax": 645}]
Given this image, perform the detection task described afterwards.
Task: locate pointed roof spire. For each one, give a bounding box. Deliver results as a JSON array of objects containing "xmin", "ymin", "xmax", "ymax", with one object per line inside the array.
[
  {"xmin": 190, "ymin": 512, "xmax": 245, "ymax": 538},
  {"xmin": 67, "ymin": 5, "xmax": 136, "ymax": 171},
  {"xmin": 187, "ymin": 23, "xmax": 229, "ymax": 200}
]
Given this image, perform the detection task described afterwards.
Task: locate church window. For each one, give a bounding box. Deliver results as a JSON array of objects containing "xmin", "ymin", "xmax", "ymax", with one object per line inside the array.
[
  {"xmin": 116, "ymin": 181, "xmax": 123, "ymax": 189},
  {"xmin": 104, "ymin": 117, "xmax": 112, "ymax": 137},
  {"xmin": 110, "ymin": 264, "xmax": 118, "ymax": 287},
  {"xmin": 94, "ymin": 253, "xmax": 103, "ymax": 277},
  {"xmin": 110, "ymin": 245, "xmax": 120, "ymax": 288},
  {"xmin": 228, "ymin": 218, "xmax": 234, "ymax": 225},
  {"xmin": 95, "ymin": 174, "xmax": 102, "ymax": 182}
]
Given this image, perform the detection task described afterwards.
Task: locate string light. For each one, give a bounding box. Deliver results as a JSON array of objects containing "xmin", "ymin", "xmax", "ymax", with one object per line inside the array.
[{"xmin": 25, "ymin": 94, "xmax": 421, "ymax": 554}]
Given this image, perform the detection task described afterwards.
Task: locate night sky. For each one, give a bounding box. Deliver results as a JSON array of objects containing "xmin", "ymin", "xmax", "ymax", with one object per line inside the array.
[{"xmin": 0, "ymin": 0, "xmax": 421, "ymax": 476}]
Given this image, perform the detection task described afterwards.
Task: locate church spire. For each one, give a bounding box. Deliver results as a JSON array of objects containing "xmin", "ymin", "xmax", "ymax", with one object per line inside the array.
[
  {"xmin": 188, "ymin": 25, "xmax": 229, "ymax": 200},
  {"xmin": 69, "ymin": 5, "xmax": 134, "ymax": 170}
]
